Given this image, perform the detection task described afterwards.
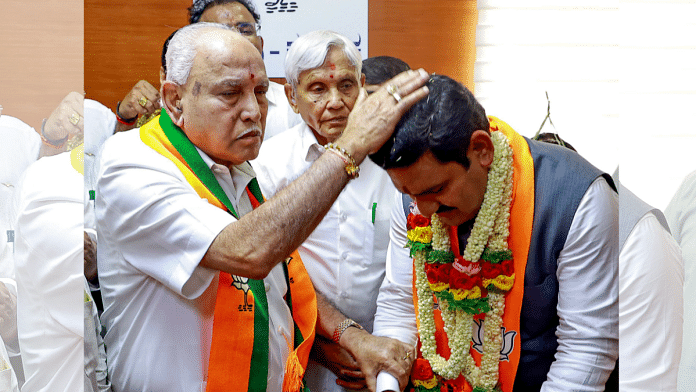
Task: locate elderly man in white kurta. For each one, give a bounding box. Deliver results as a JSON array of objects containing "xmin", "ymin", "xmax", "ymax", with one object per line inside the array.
[
  {"xmin": 1, "ymin": 98, "xmax": 82, "ymax": 389},
  {"xmin": 96, "ymin": 23, "xmax": 429, "ymax": 392},
  {"xmin": 253, "ymin": 30, "xmax": 407, "ymax": 392}
]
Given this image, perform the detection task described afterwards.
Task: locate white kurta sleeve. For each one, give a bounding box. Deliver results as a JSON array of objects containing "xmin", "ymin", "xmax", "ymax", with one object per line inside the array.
[
  {"xmin": 619, "ymin": 213, "xmax": 683, "ymax": 391},
  {"xmin": 374, "ymin": 191, "xmax": 418, "ymax": 392},
  {"xmin": 542, "ymin": 177, "xmax": 619, "ymax": 391}
]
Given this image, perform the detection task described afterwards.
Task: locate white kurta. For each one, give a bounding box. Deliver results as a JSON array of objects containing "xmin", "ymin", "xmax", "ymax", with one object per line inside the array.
[
  {"xmin": 264, "ymin": 81, "xmax": 303, "ymax": 141},
  {"xmin": 619, "ymin": 212, "xmax": 683, "ymax": 391},
  {"xmin": 374, "ymin": 178, "xmax": 619, "ymax": 392},
  {"xmin": 0, "ymin": 114, "xmax": 38, "ymax": 386},
  {"xmin": 14, "ymin": 151, "xmax": 84, "ymax": 392},
  {"xmin": 665, "ymin": 170, "xmax": 696, "ymax": 392},
  {"xmin": 0, "ymin": 114, "xmax": 40, "ymax": 281},
  {"xmin": 253, "ymin": 122, "xmax": 397, "ymax": 392},
  {"xmin": 97, "ymin": 129, "xmax": 293, "ymax": 392},
  {"xmin": 84, "ymin": 98, "xmax": 116, "ymax": 234}
]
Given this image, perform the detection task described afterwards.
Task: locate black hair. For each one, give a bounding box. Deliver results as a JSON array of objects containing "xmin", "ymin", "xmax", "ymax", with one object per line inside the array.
[
  {"xmin": 188, "ymin": 0, "xmax": 260, "ymax": 25},
  {"xmin": 370, "ymin": 74, "xmax": 489, "ymax": 170},
  {"xmin": 362, "ymin": 56, "xmax": 410, "ymax": 85}
]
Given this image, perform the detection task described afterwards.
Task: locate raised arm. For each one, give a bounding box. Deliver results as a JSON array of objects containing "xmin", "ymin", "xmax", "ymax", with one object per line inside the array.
[{"xmin": 200, "ymin": 69, "xmax": 430, "ymax": 279}]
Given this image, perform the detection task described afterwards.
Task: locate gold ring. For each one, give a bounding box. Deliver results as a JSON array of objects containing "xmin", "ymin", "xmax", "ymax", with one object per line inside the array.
[
  {"xmin": 138, "ymin": 96, "xmax": 149, "ymax": 107},
  {"xmin": 402, "ymin": 352, "xmax": 411, "ymax": 361},
  {"xmin": 69, "ymin": 112, "xmax": 80, "ymax": 125},
  {"xmin": 386, "ymin": 84, "xmax": 401, "ymax": 103}
]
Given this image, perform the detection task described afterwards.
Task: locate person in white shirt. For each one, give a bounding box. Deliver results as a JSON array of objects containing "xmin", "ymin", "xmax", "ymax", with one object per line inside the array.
[
  {"xmin": 370, "ymin": 75, "xmax": 618, "ymax": 391},
  {"xmin": 96, "ymin": 23, "xmax": 429, "ymax": 391},
  {"xmin": 253, "ymin": 31, "xmax": 414, "ymax": 392},
  {"xmin": 0, "ymin": 92, "xmax": 84, "ymax": 389},
  {"xmin": 13, "ymin": 144, "xmax": 85, "ymax": 392},
  {"xmin": 189, "ymin": 0, "xmax": 302, "ymax": 140},
  {"xmin": 665, "ymin": 170, "xmax": 696, "ymax": 392}
]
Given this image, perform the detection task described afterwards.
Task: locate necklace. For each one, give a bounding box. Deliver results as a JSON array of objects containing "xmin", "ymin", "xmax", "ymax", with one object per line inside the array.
[{"xmin": 407, "ymin": 130, "xmax": 514, "ymax": 391}]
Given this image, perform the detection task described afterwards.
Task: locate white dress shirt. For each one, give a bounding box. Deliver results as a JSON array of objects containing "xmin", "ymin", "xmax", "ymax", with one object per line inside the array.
[
  {"xmin": 620, "ymin": 212, "xmax": 683, "ymax": 392},
  {"xmin": 97, "ymin": 129, "xmax": 293, "ymax": 392},
  {"xmin": 14, "ymin": 151, "xmax": 84, "ymax": 392},
  {"xmin": 665, "ymin": 170, "xmax": 696, "ymax": 392},
  {"xmin": 264, "ymin": 81, "xmax": 303, "ymax": 141},
  {"xmin": 253, "ymin": 122, "xmax": 397, "ymax": 392},
  {"xmin": 374, "ymin": 177, "xmax": 618, "ymax": 392}
]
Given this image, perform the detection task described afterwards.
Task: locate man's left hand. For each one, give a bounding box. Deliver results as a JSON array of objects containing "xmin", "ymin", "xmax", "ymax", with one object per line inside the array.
[
  {"xmin": 310, "ymin": 335, "xmax": 367, "ymax": 390},
  {"xmin": 340, "ymin": 328, "xmax": 415, "ymax": 392}
]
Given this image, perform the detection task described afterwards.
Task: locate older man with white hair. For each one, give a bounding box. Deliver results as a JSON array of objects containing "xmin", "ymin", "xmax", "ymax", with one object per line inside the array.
[
  {"xmin": 96, "ymin": 23, "xmax": 429, "ymax": 392},
  {"xmin": 253, "ymin": 30, "xmax": 414, "ymax": 392}
]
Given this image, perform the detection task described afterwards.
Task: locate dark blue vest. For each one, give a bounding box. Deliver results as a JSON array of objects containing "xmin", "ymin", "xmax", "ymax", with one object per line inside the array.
[{"xmin": 514, "ymin": 138, "xmax": 615, "ymax": 390}]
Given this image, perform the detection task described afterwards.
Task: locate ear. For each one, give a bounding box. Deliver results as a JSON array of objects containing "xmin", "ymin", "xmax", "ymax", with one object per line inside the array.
[
  {"xmin": 360, "ymin": 72, "xmax": 366, "ymax": 87},
  {"xmin": 259, "ymin": 35, "xmax": 264, "ymax": 51},
  {"xmin": 159, "ymin": 67, "xmax": 166, "ymax": 86},
  {"xmin": 162, "ymin": 81, "xmax": 185, "ymax": 127},
  {"xmin": 284, "ymin": 83, "xmax": 300, "ymax": 114},
  {"xmin": 467, "ymin": 130, "xmax": 495, "ymax": 168}
]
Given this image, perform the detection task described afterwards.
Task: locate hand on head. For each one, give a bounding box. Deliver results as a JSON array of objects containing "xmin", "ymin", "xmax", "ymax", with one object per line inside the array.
[{"xmin": 336, "ymin": 69, "xmax": 430, "ymax": 164}]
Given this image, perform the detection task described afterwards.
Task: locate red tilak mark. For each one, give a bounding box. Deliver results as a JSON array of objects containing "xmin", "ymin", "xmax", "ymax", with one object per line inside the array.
[
  {"xmin": 329, "ymin": 63, "xmax": 336, "ymax": 70},
  {"xmin": 250, "ymin": 73, "xmax": 255, "ymax": 79},
  {"xmin": 330, "ymin": 74, "xmax": 334, "ymax": 78}
]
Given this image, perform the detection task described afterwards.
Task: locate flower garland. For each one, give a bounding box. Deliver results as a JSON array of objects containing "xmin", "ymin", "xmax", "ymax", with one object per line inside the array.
[{"xmin": 407, "ymin": 131, "xmax": 514, "ymax": 392}]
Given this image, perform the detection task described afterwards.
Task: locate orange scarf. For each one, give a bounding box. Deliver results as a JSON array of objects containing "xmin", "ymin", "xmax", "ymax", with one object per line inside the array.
[{"xmin": 140, "ymin": 112, "xmax": 317, "ymax": 392}]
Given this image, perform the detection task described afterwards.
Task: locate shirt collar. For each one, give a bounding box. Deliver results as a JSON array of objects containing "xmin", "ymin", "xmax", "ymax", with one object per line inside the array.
[
  {"xmin": 296, "ymin": 123, "xmax": 324, "ymax": 163},
  {"xmin": 195, "ymin": 146, "xmax": 256, "ymax": 204},
  {"xmin": 266, "ymin": 81, "xmax": 283, "ymax": 107}
]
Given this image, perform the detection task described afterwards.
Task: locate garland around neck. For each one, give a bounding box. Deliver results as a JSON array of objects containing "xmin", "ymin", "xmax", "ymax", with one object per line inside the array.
[{"xmin": 407, "ymin": 130, "xmax": 514, "ymax": 392}]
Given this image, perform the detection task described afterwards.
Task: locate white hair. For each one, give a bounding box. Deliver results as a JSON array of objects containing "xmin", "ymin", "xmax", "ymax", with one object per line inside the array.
[
  {"xmin": 284, "ymin": 30, "xmax": 362, "ymax": 89},
  {"xmin": 165, "ymin": 22, "xmax": 235, "ymax": 85}
]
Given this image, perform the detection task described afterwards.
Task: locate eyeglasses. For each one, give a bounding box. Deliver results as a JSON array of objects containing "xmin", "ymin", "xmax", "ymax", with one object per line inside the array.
[{"xmin": 232, "ymin": 22, "xmax": 260, "ymax": 37}]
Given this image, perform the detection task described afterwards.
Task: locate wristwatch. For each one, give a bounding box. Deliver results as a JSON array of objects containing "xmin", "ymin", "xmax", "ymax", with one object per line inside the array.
[{"xmin": 332, "ymin": 318, "xmax": 363, "ymax": 344}]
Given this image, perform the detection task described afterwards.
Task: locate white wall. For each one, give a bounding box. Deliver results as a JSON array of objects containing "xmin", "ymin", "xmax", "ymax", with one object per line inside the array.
[{"xmin": 474, "ymin": 0, "xmax": 696, "ymax": 210}]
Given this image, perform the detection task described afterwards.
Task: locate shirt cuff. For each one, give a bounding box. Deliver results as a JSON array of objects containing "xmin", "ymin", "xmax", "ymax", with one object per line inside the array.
[{"xmin": 376, "ymin": 371, "xmax": 400, "ymax": 392}]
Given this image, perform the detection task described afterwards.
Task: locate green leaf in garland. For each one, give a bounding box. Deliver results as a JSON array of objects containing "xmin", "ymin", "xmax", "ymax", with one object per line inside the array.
[
  {"xmin": 472, "ymin": 386, "xmax": 504, "ymax": 392},
  {"xmin": 407, "ymin": 240, "xmax": 433, "ymax": 257},
  {"xmin": 481, "ymin": 248, "xmax": 513, "ymax": 264},
  {"xmin": 426, "ymin": 249, "xmax": 455, "ymax": 264},
  {"xmin": 435, "ymin": 291, "xmax": 491, "ymax": 315},
  {"xmin": 413, "ymin": 384, "xmax": 441, "ymax": 392}
]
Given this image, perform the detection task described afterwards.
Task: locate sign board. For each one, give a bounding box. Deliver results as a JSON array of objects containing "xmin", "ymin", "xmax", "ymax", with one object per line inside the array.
[{"xmin": 252, "ymin": 0, "xmax": 368, "ymax": 78}]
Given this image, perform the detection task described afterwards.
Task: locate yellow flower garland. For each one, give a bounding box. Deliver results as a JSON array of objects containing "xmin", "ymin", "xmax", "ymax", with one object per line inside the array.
[{"xmin": 410, "ymin": 131, "xmax": 514, "ymax": 390}]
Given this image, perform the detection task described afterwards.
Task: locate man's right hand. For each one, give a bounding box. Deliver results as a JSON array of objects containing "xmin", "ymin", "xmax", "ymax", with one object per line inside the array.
[
  {"xmin": 116, "ymin": 80, "xmax": 161, "ymax": 130},
  {"xmin": 337, "ymin": 69, "xmax": 430, "ymax": 164},
  {"xmin": 340, "ymin": 327, "xmax": 416, "ymax": 392}
]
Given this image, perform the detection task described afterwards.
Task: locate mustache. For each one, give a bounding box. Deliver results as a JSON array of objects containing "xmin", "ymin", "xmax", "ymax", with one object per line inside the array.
[
  {"xmin": 236, "ymin": 125, "xmax": 262, "ymax": 139},
  {"xmin": 436, "ymin": 205, "xmax": 456, "ymax": 213}
]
